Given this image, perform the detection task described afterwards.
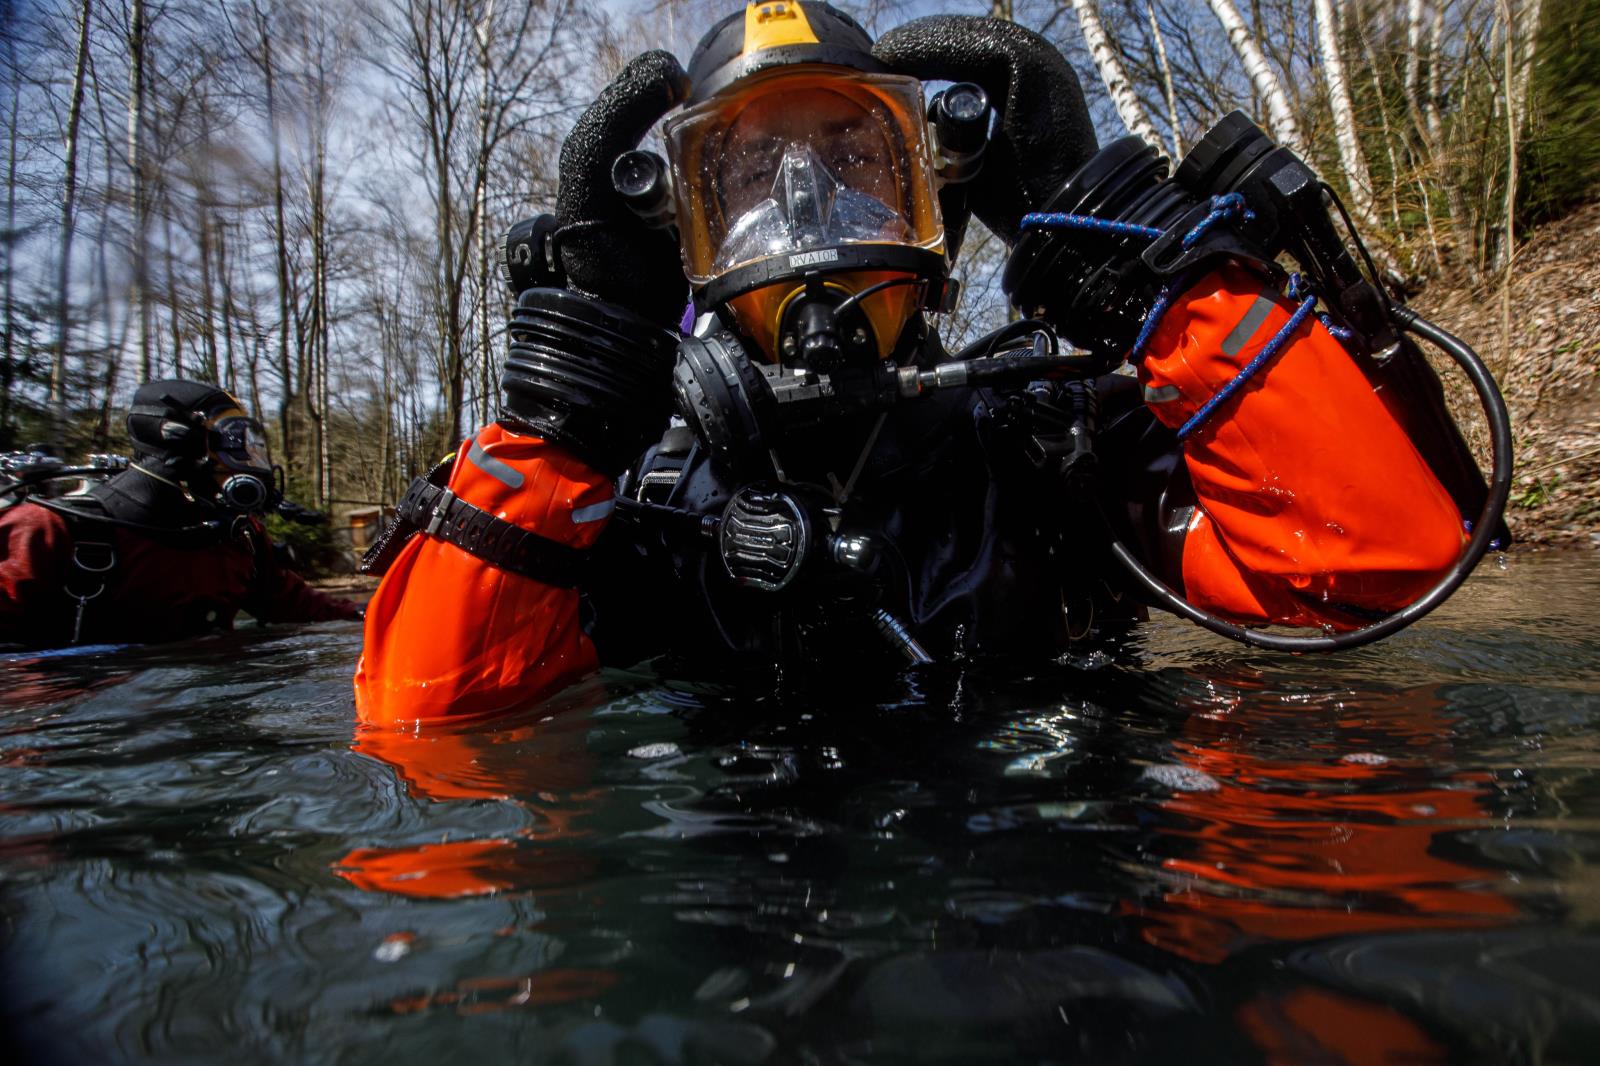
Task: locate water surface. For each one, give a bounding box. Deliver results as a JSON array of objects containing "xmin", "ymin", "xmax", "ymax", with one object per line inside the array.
[{"xmin": 4, "ymin": 552, "xmax": 1599, "ymax": 1063}]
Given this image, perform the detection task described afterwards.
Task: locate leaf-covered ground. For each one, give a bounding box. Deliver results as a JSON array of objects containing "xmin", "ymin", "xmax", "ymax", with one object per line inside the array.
[{"xmin": 1414, "ymin": 200, "xmax": 1600, "ymax": 549}]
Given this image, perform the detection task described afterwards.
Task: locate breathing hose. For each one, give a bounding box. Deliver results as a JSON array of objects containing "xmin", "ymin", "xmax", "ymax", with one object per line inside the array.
[{"xmin": 1108, "ymin": 307, "xmax": 1514, "ymax": 652}]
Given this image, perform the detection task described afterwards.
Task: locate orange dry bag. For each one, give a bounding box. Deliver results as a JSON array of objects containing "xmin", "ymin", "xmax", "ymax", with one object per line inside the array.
[
  {"xmin": 354, "ymin": 422, "xmax": 613, "ymax": 727},
  {"xmin": 1138, "ymin": 266, "xmax": 1465, "ymax": 629}
]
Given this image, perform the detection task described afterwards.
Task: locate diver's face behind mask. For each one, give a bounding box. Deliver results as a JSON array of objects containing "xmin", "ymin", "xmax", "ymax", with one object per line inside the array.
[
  {"xmin": 204, "ymin": 408, "xmax": 278, "ymax": 513},
  {"xmin": 665, "ymin": 68, "xmax": 945, "ymax": 364}
]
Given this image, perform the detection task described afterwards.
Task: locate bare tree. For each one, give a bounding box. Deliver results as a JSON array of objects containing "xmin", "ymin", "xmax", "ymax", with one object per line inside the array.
[
  {"xmin": 1146, "ymin": 2, "xmax": 1184, "ymax": 156},
  {"xmin": 369, "ymin": 0, "xmax": 575, "ymax": 447},
  {"xmin": 1312, "ymin": 0, "xmax": 1377, "ymax": 227},
  {"xmin": 49, "ymin": 0, "xmax": 93, "ymax": 445},
  {"xmin": 1072, "ymin": 0, "xmax": 1165, "ymax": 151},
  {"xmin": 1202, "ymin": 0, "xmax": 1306, "ymax": 154}
]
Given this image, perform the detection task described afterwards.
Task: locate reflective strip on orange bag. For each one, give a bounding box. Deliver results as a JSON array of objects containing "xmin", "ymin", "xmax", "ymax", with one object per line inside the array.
[
  {"xmin": 1138, "ymin": 266, "xmax": 1464, "ymax": 628},
  {"xmin": 353, "ymin": 423, "xmax": 613, "ymax": 727}
]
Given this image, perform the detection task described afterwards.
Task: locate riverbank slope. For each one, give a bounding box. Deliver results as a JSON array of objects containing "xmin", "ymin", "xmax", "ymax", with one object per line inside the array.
[{"xmin": 1413, "ymin": 200, "xmax": 1600, "ymax": 549}]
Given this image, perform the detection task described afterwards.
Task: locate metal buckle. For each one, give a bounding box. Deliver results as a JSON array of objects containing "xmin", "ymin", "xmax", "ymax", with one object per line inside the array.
[{"xmin": 425, "ymin": 488, "xmax": 456, "ymax": 537}]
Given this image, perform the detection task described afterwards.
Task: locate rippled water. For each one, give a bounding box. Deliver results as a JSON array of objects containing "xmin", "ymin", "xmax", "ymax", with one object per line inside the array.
[{"xmin": 4, "ymin": 552, "xmax": 1600, "ymax": 1064}]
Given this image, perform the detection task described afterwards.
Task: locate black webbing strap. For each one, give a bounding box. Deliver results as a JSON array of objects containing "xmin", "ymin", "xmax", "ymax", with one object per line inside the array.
[{"xmin": 389, "ymin": 475, "xmax": 590, "ymax": 588}]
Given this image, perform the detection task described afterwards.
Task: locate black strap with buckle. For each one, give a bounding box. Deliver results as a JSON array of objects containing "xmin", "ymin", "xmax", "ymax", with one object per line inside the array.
[{"xmin": 360, "ymin": 459, "xmax": 590, "ymax": 588}]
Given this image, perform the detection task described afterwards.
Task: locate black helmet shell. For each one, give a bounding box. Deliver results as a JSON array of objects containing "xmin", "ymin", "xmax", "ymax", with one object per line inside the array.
[{"xmin": 686, "ymin": 1, "xmax": 884, "ymax": 104}]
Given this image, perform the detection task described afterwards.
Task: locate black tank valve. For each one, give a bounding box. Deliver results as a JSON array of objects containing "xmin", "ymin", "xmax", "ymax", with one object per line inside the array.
[{"xmin": 499, "ymin": 215, "xmax": 565, "ymax": 295}]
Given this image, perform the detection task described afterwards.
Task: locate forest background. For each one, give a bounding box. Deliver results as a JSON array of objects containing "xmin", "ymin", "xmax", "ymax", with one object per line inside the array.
[{"xmin": 2, "ymin": 0, "xmax": 1596, "ymax": 548}]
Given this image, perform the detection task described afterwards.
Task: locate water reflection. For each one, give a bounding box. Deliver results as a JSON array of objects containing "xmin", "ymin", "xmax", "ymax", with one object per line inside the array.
[
  {"xmin": 1, "ymin": 557, "xmax": 1597, "ymax": 1062},
  {"xmin": 1126, "ymin": 676, "xmax": 1518, "ymax": 964},
  {"xmin": 339, "ymin": 695, "xmax": 600, "ymax": 901}
]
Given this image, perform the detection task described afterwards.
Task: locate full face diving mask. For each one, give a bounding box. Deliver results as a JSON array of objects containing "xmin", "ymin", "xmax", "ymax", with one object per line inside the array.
[
  {"xmin": 204, "ymin": 408, "xmax": 280, "ymax": 513},
  {"xmin": 664, "ymin": 66, "xmax": 949, "ymax": 368}
]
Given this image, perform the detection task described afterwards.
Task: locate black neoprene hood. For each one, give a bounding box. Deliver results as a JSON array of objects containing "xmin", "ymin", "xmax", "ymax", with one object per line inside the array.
[{"xmin": 126, "ymin": 379, "xmax": 242, "ymax": 461}]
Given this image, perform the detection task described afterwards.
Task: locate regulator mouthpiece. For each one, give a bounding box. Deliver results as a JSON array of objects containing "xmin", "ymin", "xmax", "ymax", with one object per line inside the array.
[{"xmin": 219, "ymin": 473, "xmax": 271, "ymax": 513}]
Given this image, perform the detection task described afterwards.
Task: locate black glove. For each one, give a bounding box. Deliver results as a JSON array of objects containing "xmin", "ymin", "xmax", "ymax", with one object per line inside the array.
[
  {"xmin": 873, "ymin": 16, "xmax": 1098, "ymax": 247},
  {"xmin": 500, "ymin": 51, "xmax": 692, "ymax": 476},
  {"xmin": 554, "ymin": 50, "xmax": 691, "ymax": 328}
]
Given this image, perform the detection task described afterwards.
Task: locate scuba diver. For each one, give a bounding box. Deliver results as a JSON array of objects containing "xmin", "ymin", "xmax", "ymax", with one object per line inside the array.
[
  {"xmin": 0, "ymin": 379, "xmax": 362, "ymax": 648},
  {"xmin": 354, "ymin": 3, "xmax": 1510, "ymax": 726}
]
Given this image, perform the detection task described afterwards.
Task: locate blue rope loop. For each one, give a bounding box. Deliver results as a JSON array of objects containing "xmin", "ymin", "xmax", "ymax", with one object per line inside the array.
[
  {"xmin": 1180, "ymin": 193, "xmax": 1256, "ymax": 250},
  {"xmin": 1175, "ymin": 273, "xmax": 1319, "ymax": 441},
  {"xmin": 1286, "ymin": 273, "xmax": 1354, "ymax": 341}
]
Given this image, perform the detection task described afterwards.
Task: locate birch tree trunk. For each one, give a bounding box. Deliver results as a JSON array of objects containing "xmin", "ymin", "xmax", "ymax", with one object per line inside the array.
[
  {"xmin": 197, "ymin": 203, "xmax": 220, "ymax": 382},
  {"xmin": 128, "ymin": 0, "xmax": 151, "ymax": 380},
  {"xmin": 245, "ymin": 0, "xmax": 297, "ymax": 467},
  {"xmin": 1425, "ymin": 6, "xmax": 1444, "ymax": 146},
  {"xmin": 476, "ymin": 0, "xmax": 495, "ymax": 430},
  {"xmin": 1511, "ymin": 0, "xmax": 1543, "ymax": 143},
  {"xmin": 1203, "ymin": 0, "xmax": 1307, "ymax": 156},
  {"xmin": 1147, "ymin": 3, "xmax": 1183, "ymax": 157},
  {"xmin": 1313, "ymin": 0, "xmax": 1378, "ymax": 227},
  {"xmin": 51, "ymin": 0, "xmax": 93, "ymax": 444},
  {"xmin": 1405, "ymin": 0, "xmax": 1425, "ymax": 107},
  {"xmin": 1072, "ymin": 0, "xmax": 1164, "ymax": 152},
  {"xmin": 162, "ymin": 209, "xmax": 183, "ymax": 378},
  {"xmin": 216, "ymin": 218, "xmax": 238, "ymax": 393},
  {"xmin": 1498, "ymin": 0, "xmax": 1518, "ymax": 297}
]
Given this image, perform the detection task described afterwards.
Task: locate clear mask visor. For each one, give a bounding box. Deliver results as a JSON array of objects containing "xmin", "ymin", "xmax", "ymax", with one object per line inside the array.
[
  {"xmin": 665, "ymin": 69, "xmax": 944, "ymax": 286},
  {"xmin": 715, "ymin": 144, "xmax": 910, "ymax": 272},
  {"xmin": 209, "ymin": 415, "xmax": 274, "ymax": 475}
]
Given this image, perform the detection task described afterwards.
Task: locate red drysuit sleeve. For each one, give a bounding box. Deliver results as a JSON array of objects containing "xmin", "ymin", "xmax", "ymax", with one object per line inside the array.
[
  {"xmin": 353, "ymin": 422, "xmax": 614, "ymax": 728},
  {"xmin": 244, "ymin": 524, "xmax": 363, "ymax": 624},
  {"xmin": 1137, "ymin": 266, "xmax": 1465, "ymax": 629},
  {"xmin": 0, "ymin": 503, "xmax": 73, "ymax": 643}
]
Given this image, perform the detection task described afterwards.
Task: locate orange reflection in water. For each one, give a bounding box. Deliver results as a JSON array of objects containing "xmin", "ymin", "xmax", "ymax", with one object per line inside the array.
[
  {"xmin": 1125, "ymin": 679, "xmax": 1520, "ymax": 1061},
  {"xmin": 1129, "ymin": 681, "xmax": 1518, "ymax": 966},
  {"xmin": 334, "ymin": 691, "xmax": 613, "ymax": 1017},
  {"xmin": 334, "ymin": 685, "xmax": 604, "ymax": 901},
  {"xmin": 1236, "ymin": 985, "xmax": 1449, "ymax": 1065}
]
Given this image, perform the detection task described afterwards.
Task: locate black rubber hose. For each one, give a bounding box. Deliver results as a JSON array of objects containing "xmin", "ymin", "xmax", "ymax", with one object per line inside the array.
[{"xmin": 1108, "ymin": 306, "xmax": 1513, "ymax": 652}]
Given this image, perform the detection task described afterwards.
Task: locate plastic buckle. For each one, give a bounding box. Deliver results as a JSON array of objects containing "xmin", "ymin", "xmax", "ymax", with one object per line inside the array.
[{"xmin": 425, "ymin": 488, "xmax": 456, "ymax": 537}]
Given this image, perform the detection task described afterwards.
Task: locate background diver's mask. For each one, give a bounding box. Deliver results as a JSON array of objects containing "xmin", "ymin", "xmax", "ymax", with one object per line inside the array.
[
  {"xmin": 127, "ymin": 381, "xmax": 282, "ymax": 515},
  {"xmin": 664, "ymin": 68, "xmax": 949, "ymax": 368},
  {"xmin": 204, "ymin": 410, "xmax": 280, "ymax": 513}
]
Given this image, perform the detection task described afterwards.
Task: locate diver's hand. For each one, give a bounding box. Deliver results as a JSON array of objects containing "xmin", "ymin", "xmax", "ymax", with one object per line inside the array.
[
  {"xmin": 872, "ymin": 16, "xmax": 1097, "ymax": 247},
  {"xmin": 555, "ymin": 50, "xmax": 691, "ymax": 328}
]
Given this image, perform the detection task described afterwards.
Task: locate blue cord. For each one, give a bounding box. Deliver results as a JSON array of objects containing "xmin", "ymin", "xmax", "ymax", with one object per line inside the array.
[
  {"xmin": 1018, "ymin": 212, "xmax": 1164, "ymax": 240},
  {"xmin": 1176, "ymin": 276, "xmax": 1319, "ymax": 440},
  {"xmin": 1019, "ymin": 193, "xmax": 1255, "ymax": 250},
  {"xmin": 1287, "ymin": 272, "xmax": 1356, "ymax": 341},
  {"xmin": 1127, "ymin": 282, "xmax": 1181, "ymax": 364}
]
